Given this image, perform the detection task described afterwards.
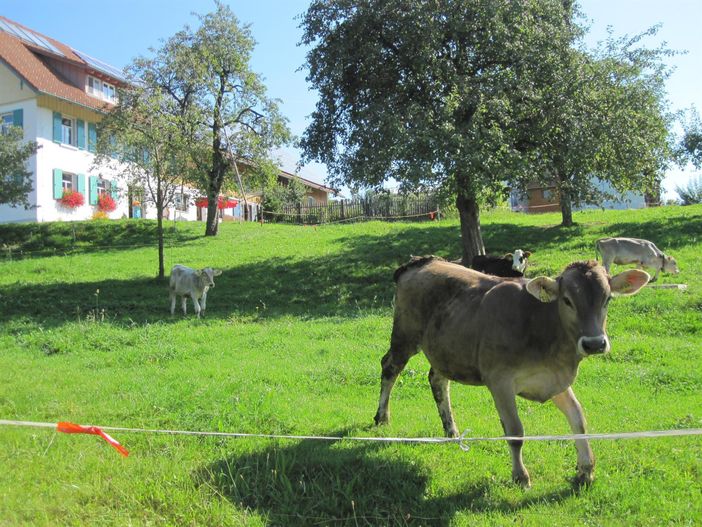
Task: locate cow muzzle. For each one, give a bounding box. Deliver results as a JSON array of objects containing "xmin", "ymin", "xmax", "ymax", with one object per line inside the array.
[{"xmin": 577, "ymin": 335, "xmax": 610, "ymax": 356}]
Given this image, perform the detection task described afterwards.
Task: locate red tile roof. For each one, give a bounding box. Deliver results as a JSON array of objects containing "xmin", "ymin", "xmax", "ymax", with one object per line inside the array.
[{"xmin": 0, "ymin": 16, "xmax": 116, "ymax": 112}]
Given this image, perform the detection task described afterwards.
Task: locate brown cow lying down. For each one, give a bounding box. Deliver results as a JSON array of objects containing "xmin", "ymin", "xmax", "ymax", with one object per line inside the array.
[{"xmin": 375, "ymin": 256, "xmax": 649, "ymax": 487}]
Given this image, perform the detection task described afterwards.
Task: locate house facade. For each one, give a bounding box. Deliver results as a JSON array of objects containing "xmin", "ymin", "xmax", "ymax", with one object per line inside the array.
[
  {"xmin": 0, "ymin": 16, "xmax": 129, "ymax": 223},
  {"xmin": 510, "ymin": 179, "xmax": 648, "ymax": 213}
]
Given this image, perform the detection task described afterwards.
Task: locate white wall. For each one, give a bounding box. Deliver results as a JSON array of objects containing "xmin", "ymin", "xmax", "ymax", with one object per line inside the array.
[{"xmin": 34, "ymin": 105, "xmax": 129, "ymax": 222}]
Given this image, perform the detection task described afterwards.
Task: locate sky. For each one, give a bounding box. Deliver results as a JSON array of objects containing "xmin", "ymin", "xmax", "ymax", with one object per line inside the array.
[{"xmin": 3, "ymin": 0, "xmax": 700, "ymax": 199}]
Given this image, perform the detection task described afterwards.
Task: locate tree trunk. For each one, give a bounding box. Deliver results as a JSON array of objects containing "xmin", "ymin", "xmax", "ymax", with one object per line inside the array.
[
  {"xmin": 156, "ymin": 185, "xmax": 165, "ymax": 279},
  {"xmin": 205, "ymin": 194, "xmax": 219, "ymax": 236},
  {"xmin": 560, "ymin": 188, "xmax": 574, "ymax": 227},
  {"xmin": 456, "ymin": 193, "xmax": 485, "ymax": 266}
]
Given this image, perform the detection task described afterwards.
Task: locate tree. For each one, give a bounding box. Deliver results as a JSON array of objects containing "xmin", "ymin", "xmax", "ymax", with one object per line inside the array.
[
  {"xmin": 94, "ymin": 72, "xmax": 189, "ymax": 279},
  {"xmin": 0, "ymin": 127, "xmax": 38, "ymax": 208},
  {"xmin": 531, "ymin": 26, "xmax": 675, "ymax": 226},
  {"xmin": 678, "ymin": 107, "xmax": 702, "ymax": 169},
  {"xmin": 158, "ymin": 2, "xmax": 291, "ymax": 236},
  {"xmin": 300, "ymin": 0, "xmax": 575, "ymax": 264}
]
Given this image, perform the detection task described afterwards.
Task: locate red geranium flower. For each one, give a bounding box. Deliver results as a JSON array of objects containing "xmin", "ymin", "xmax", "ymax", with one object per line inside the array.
[
  {"xmin": 97, "ymin": 193, "xmax": 117, "ymax": 212},
  {"xmin": 195, "ymin": 197, "xmax": 238, "ymax": 209},
  {"xmin": 60, "ymin": 190, "xmax": 85, "ymax": 209}
]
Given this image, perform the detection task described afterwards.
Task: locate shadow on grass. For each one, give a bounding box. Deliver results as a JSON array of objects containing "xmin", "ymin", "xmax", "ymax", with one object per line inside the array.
[
  {"xmin": 196, "ymin": 435, "xmax": 579, "ymax": 526},
  {"xmin": 0, "ymin": 219, "xmax": 199, "ymax": 258},
  {"xmin": 1, "ymin": 212, "xmax": 697, "ymax": 327}
]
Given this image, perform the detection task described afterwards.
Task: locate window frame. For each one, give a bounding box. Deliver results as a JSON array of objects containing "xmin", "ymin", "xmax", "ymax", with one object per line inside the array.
[
  {"xmin": 96, "ymin": 177, "xmax": 112, "ymax": 197},
  {"xmin": 60, "ymin": 115, "xmax": 74, "ymax": 145},
  {"xmin": 1, "ymin": 112, "xmax": 13, "ymax": 135},
  {"xmin": 87, "ymin": 75, "xmax": 117, "ymax": 103},
  {"xmin": 61, "ymin": 172, "xmax": 77, "ymax": 193},
  {"xmin": 174, "ymin": 192, "xmax": 189, "ymax": 212}
]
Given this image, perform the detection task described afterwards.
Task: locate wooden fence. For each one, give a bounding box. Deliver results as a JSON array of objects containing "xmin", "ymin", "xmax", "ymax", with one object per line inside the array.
[{"xmin": 261, "ymin": 195, "xmax": 440, "ymax": 225}]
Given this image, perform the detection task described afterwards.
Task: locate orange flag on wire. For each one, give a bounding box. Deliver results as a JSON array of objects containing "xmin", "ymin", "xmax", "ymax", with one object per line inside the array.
[{"xmin": 57, "ymin": 422, "xmax": 129, "ymax": 457}]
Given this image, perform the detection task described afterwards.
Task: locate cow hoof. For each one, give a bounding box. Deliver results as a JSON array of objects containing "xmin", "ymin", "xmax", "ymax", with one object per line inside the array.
[
  {"xmin": 573, "ymin": 471, "xmax": 595, "ymax": 488},
  {"xmin": 374, "ymin": 412, "xmax": 388, "ymax": 426},
  {"xmin": 513, "ymin": 472, "xmax": 531, "ymax": 488},
  {"xmin": 445, "ymin": 427, "xmax": 459, "ymax": 439}
]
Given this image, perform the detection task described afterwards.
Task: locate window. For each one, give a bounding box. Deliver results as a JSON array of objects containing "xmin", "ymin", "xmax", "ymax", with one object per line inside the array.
[
  {"xmin": 1, "ymin": 113, "xmax": 13, "ymax": 135},
  {"xmin": 61, "ymin": 116, "xmax": 73, "ymax": 145},
  {"xmin": 87, "ymin": 76, "xmax": 117, "ymax": 103},
  {"xmin": 307, "ymin": 196, "xmax": 316, "ymax": 206},
  {"xmin": 175, "ymin": 193, "xmax": 189, "ymax": 212},
  {"xmin": 543, "ymin": 189, "xmax": 554, "ymax": 201},
  {"xmin": 62, "ymin": 172, "xmax": 77, "ymax": 192},
  {"xmin": 97, "ymin": 178, "xmax": 112, "ymax": 196}
]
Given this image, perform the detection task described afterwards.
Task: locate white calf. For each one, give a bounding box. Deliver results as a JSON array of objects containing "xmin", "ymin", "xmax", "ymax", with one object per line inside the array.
[
  {"xmin": 595, "ymin": 237, "xmax": 679, "ymax": 282},
  {"xmin": 169, "ymin": 264, "xmax": 222, "ymax": 318}
]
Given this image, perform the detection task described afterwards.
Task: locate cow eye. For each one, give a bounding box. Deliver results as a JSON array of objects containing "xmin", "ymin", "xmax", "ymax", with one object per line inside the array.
[{"xmin": 563, "ymin": 297, "xmax": 574, "ymax": 309}]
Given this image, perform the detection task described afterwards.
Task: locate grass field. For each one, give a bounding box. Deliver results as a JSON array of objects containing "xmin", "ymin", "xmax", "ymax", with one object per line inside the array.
[{"xmin": 0, "ymin": 205, "xmax": 700, "ymax": 526}]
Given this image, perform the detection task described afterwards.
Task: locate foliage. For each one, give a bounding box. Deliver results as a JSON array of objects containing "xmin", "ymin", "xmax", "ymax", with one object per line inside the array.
[
  {"xmin": 261, "ymin": 178, "xmax": 307, "ymax": 213},
  {"xmin": 147, "ymin": 1, "xmax": 292, "ymax": 236},
  {"xmin": 0, "ymin": 126, "xmax": 39, "ymax": 208},
  {"xmin": 0, "ymin": 206, "xmax": 700, "ymax": 525},
  {"xmin": 91, "ymin": 210, "xmax": 108, "ymax": 220},
  {"xmin": 59, "ymin": 190, "xmax": 85, "ymax": 209},
  {"xmin": 677, "ymin": 107, "xmax": 702, "ymax": 169},
  {"xmin": 97, "ymin": 193, "xmax": 116, "ymax": 212},
  {"xmin": 530, "ymin": 25, "xmax": 676, "ymax": 225},
  {"xmin": 300, "ymin": 0, "xmax": 577, "ymax": 261},
  {"xmin": 676, "ymin": 176, "xmax": 702, "ymax": 205}
]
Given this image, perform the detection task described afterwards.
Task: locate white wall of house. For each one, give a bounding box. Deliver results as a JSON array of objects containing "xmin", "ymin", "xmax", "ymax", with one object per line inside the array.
[{"xmin": 33, "ymin": 106, "xmax": 128, "ymax": 222}]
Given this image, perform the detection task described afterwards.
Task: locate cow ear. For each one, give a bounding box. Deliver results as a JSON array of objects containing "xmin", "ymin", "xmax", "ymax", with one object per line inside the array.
[
  {"xmin": 196, "ymin": 270, "xmax": 204, "ymax": 277},
  {"xmin": 526, "ymin": 276, "xmax": 559, "ymax": 303},
  {"xmin": 610, "ymin": 269, "xmax": 649, "ymax": 297},
  {"xmin": 213, "ymin": 269, "xmax": 222, "ymax": 276},
  {"xmin": 504, "ymin": 253, "xmax": 513, "ymax": 259},
  {"xmin": 524, "ymin": 251, "xmax": 532, "ymax": 258}
]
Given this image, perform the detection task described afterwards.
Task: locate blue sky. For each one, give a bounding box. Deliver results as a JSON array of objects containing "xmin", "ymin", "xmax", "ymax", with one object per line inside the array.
[{"xmin": 4, "ymin": 0, "xmax": 700, "ymax": 198}]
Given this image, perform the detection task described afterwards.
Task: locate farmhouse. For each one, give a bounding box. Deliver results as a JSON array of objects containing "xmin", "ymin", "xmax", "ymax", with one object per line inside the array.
[
  {"xmin": 510, "ymin": 179, "xmax": 654, "ymax": 213},
  {"xmin": 0, "ymin": 15, "xmax": 129, "ymax": 223},
  {"xmin": 0, "ymin": 16, "xmax": 336, "ymax": 225}
]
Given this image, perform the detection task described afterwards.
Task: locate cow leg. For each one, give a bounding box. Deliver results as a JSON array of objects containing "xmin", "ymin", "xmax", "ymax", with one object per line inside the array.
[
  {"xmin": 200, "ymin": 291, "xmax": 207, "ymax": 315},
  {"xmin": 374, "ymin": 332, "xmax": 416, "ymax": 426},
  {"xmin": 170, "ymin": 291, "xmax": 176, "ymax": 315},
  {"xmin": 428, "ymin": 368, "xmax": 459, "ymax": 438},
  {"xmin": 191, "ymin": 293, "xmax": 201, "ymax": 318},
  {"xmin": 489, "ymin": 384, "xmax": 530, "ymax": 487},
  {"xmin": 181, "ymin": 296, "xmax": 187, "ymax": 315},
  {"xmin": 602, "ymin": 256, "xmax": 613, "ymax": 274},
  {"xmin": 651, "ymin": 268, "xmax": 660, "ymax": 282},
  {"xmin": 552, "ymin": 387, "xmax": 595, "ymax": 486}
]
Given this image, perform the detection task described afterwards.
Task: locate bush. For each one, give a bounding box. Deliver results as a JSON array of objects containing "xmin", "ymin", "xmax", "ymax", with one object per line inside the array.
[{"xmin": 676, "ymin": 176, "xmax": 702, "ymax": 205}]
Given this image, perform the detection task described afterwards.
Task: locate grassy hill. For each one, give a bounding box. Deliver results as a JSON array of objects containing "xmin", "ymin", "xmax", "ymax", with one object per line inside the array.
[{"xmin": 0, "ymin": 206, "xmax": 700, "ymax": 526}]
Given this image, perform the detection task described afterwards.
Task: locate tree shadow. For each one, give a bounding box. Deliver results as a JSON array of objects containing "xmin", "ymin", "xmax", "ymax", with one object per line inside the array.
[
  {"xmin": 2, "ymin": 211, "xmax": 698, "ymax": 328},
  {"xmin": 0, "ymin": 219, "xmax": 198, "ymax": 258},
  {"xmin": 195, "ymin": 433, "xmax": 581, "ymax": 526}
]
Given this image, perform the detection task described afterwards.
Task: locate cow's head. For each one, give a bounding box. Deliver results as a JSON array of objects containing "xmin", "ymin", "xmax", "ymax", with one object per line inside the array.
[
  {"xmin": 526, "ymin": 261, "xmax": 649, "ymax": 357},
  {"xmin": 198, "ymin": 267, "xmax": 223, "ymax": 288},
  {"xmin": 663, "ymin": 255, "xmax": 679, "ymax": 274},
  {"xmin": 508, "ymin": 249, "xmax": 532, "ymax": 273}
]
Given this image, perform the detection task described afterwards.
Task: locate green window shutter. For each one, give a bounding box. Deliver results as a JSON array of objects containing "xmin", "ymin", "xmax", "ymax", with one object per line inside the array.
[
  {"xmin": 53, "ymin": 112, "xmax": 62, "ymax": 143},
  {"xmin": 77, "ymin": 174, "xmax": 86, "ymax": 195},
  {"xmin": 89, "ymin": 176, "xmax": 98, "ymax": 205},
  {"xmin": 77, "ymin": 119, "xmax": 85, "ymax": 149},
  {"xmin": 53, "ymin": 169, "xmax": 63, "ymax": 199},
  {"xmin": 88, "ymin": 123, "xmax": 97, "ymax": 153},
  {"xmin": 12, "ymin": 109, "xmax": 23, "ymax": 128},
  {"xmin": 110, "ymin": 181, "xmax": 119, "ymax": 201}
]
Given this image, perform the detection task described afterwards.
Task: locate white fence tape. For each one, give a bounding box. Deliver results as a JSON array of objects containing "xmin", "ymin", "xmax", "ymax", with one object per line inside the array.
[{"xmin": 1, "ymin": 419, "xmax": 701, "ymax": 452}]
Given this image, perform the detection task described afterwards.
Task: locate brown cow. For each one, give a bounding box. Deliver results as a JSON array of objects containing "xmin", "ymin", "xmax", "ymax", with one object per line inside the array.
[{"xmin": 374, "ymin": 256, "xmax": 649, "ymax": 487}]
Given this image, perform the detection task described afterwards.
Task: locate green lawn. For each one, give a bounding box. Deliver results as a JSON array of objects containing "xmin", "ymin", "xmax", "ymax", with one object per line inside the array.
[{"xmin": 0, "ymin": 205, "xmax": 700, "ymax": 526}]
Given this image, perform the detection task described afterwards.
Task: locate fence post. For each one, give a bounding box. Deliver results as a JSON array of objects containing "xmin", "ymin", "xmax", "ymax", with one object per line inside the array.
[{"xmin": 297, "ymin": 202, "xmax": 302, "ymax": 225}]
